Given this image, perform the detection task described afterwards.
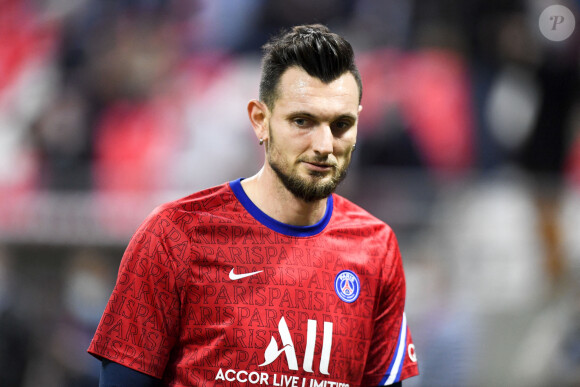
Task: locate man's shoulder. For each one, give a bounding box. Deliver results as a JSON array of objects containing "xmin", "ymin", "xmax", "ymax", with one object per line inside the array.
[
  {"xmin": 147, "ymin": 181, "xmax": 239, "ymax": 223},
  {"xmin": 331, "ymin": 193, "xmax": 393, "ymax": 233}
]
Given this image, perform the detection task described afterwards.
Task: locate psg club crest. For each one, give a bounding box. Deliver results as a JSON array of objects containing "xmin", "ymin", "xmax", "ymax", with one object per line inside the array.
[{"xmin": 334, "ymin": 270, "xmax": 360, "ymax": 303}]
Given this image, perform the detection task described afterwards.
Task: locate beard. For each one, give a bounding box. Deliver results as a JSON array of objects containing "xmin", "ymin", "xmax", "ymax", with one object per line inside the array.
[{"xmin": 267, "ymin": 128, "xmax": 351, "ymax": 202}]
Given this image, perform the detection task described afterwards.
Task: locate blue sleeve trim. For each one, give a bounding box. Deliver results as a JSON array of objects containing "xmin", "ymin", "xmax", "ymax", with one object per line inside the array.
[
  {"xmin": 380, "ymin": 313, "xmax": 408, "ymax": 385},
  {"xmin": 229, "ymin": 178, "xmax": 333, "ymax": 237}
]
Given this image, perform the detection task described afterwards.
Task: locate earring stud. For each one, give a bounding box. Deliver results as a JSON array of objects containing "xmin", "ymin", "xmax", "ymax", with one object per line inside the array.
[{"xmin": 259, "ymin": 138, "xmax": 264, "ymax": 145}]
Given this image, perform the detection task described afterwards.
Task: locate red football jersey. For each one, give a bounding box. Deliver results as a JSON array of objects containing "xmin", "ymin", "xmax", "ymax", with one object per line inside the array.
[{"xmin": 88, "ymin": 179, "xmax": 419, "ymax": 386}]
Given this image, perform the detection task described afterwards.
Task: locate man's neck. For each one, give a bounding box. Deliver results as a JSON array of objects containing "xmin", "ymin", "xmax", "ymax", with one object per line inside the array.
[{"xmin": 240, "ymin": 167, "xmax": 328, "ymax": 227}]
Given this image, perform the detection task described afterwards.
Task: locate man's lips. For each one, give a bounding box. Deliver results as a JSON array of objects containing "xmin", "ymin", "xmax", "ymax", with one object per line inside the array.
[{"xmin": 302, "ymin": 161, "xmax": 336, "ymax": 171}]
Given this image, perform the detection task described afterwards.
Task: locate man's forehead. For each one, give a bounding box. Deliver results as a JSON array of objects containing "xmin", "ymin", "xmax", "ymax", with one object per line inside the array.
[{"xmin": 273, "ymin": 67, "xmax": 360, "ymax": 112}]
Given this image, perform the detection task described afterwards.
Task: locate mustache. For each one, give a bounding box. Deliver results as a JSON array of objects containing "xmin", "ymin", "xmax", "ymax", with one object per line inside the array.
[{"xmin": 299, "ymin": 157, "xmax": 338, "ymax": 168}]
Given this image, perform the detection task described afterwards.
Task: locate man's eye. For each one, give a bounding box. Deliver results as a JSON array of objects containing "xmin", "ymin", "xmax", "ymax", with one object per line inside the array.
[
  {"xmin": 332, "ymin": 121, "xmax": 352, "ymax": 131},
  {"xmin": 294, "ymin": 118, "xmax": 309, "ymax": 127}
]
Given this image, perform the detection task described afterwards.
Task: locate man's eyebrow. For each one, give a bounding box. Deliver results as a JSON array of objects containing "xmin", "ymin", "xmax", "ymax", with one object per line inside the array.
[
  {"xmin": 287, "ymin": 111, "xmax": 317, "ymax": 119},
  {"xmin": 335, "ymin": 113, "xmax": 358, "ymax": 121},
  {"xmin": 287, "ymin": 111, "xmax": 357, "ymax": 121}
]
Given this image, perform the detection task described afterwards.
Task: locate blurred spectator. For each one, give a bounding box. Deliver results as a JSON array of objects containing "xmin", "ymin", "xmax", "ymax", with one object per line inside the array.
[
  {"xmin": 485, "ymin": 65, "xmax": 540, "ymax": 162},
  {"xmin": 345, "ymin": 0, "xmax": 414, "ymax": 49},
  {"xmin": 0, "ymin": 0, "xmax": 58, "ymax": 193},
  {"xmin": 235, "ymin": 0, "xmax": 355, "ymax": 52},
  {"xmin": 23, "ymin": 248, "xmax": 115, "ymax": 387},
  {"xmin": 31, "ymin": 85, "xmax": 92, "ymax": 190},
  {"xmin": 437, "ymin": 173, "xmax": 547, "ymax": 311},
  {"xmin": 0, "ymin": 248, "xmax": 31, "ymax": 387},
  {"xmin": 181, "ymin": 0, "xmax": 263, "ymax": 52},
  {"xmin": 166, "ymin": 54, "xmax": 261, "ymax": 191},
  {"xmin": 565, "ymin": 101, "xmax": 580, "ymax": 190},
  {"xmin": 355, "ymin": 47, "xmax": 475, "ymax": 175}
]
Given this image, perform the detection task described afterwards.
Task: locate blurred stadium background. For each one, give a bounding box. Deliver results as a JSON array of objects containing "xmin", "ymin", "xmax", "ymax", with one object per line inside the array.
[{"xmin": 1, "ymin": 0, "xmax": 580, "ymax": 386}]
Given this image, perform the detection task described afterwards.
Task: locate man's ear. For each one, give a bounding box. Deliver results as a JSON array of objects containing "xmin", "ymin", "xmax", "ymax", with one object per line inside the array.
[{"xmin": 247, "ymin": 99, "xmax": 269, "ymax": 143}]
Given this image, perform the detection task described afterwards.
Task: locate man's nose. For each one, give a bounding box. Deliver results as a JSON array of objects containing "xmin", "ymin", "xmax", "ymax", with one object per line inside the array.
[{"xmin": 312, "ymin": 125, "xmax": 333, "ymax": 156}]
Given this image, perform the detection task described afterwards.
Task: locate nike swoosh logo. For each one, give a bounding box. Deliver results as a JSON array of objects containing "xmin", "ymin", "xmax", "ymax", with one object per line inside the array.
[{"xmin": 229, "ymin": 268, "xmax": 263, "ymax": 281}]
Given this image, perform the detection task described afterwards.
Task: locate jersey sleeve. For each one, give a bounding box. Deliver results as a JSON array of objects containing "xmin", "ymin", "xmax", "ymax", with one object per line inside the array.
[
  {"xmin": 362, "ymin": 231, "xmax": 419, "ymax": 385},
  {"xmin": 88, "ymin": 210, "xmax": 184, "ymax": 379}
]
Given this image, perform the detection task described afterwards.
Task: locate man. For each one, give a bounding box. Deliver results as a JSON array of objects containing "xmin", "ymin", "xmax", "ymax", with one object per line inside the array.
[{"xmin": 88, "ymin": 24, "xmax": 419, "ymax": 386}]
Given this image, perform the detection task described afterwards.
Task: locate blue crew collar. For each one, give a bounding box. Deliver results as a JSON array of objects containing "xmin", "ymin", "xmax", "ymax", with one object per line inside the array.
[{"xmin": 229, "ymin": 178, "xmax": 333, "ymax": 237}]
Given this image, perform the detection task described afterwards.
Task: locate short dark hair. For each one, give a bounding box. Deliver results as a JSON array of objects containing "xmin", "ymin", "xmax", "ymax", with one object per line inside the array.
[{"xmin": 259, "ymin": 24, "xmax": 362, "ymax": 110}]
